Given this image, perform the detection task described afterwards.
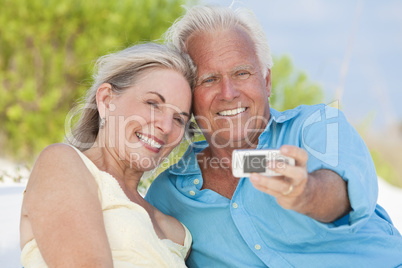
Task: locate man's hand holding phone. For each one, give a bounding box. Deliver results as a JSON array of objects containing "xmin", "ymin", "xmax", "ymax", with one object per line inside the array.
[{"xmin": 232, "ymin": 145, "xmax": 310, "ymax": 211}]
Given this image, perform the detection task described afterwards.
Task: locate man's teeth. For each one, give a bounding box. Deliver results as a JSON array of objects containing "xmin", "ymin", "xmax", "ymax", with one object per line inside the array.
[
  {"xmin": 136, "ymin": 133, "xmax": 162, "ymax": 149},
  {"xmin": 218, "ymin": 107, "xmax": 246, "ymax": 116}
]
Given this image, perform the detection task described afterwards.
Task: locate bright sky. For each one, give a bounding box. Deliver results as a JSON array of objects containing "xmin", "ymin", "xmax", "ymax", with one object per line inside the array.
[{"xmin": 201, "ymin": 0, "xmax": 402, "ymax": 131}]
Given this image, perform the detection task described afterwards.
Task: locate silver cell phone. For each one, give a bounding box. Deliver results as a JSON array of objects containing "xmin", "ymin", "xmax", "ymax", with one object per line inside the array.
[{"xmin": 232, "ymin": 149, "xmax": 295, "ymax": 177}]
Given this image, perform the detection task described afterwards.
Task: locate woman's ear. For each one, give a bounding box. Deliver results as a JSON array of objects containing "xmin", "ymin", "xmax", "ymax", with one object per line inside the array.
[{"xmin": 96, "ymin": 83, "xmax": 113, "ymax": 118}]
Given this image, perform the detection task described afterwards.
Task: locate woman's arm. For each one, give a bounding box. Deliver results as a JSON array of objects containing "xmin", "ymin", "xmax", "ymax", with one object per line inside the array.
[{"xmin": 21, "ymin": 144, "xmax": 113, "ymax": 267}]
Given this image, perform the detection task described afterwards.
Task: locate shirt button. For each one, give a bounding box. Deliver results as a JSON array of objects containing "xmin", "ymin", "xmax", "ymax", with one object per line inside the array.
[
  {"xmin": 193, "ymin": 179, "xmax": 200, "ymax": 185},
  {"xmin": 232, "ymin": 202, "xmax": 238, "ymax": 209},
  {"xmin": 189, "ymin": 190, "xmax": 195, "ymax": 196},
  {"xmin": 255, "ymin": 244, "xmax": 261, "ymax": 250}
]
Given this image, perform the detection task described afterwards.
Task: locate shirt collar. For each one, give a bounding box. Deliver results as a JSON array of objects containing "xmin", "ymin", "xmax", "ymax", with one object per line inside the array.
[
  {"xmin": 268, "ymin": 106, "xmax": 300, "ymax": 125},
  {"xmin": 169, "ymin": 140, "xmax": 208, "ymax": 175},
  {"xmin": 258, "ymin": 106, "xmax": 301, "ymax": 144}
]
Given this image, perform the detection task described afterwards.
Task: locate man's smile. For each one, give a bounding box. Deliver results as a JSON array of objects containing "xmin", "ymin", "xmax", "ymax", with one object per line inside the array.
[{"xmin": 217, "ymin": 107, "xmax": 247, "ymax": 116}]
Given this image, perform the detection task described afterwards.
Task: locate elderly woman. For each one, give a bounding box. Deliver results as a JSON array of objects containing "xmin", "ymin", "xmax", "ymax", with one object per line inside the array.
[{"xmin": 20, "ymin": 43, "xmax": 196, "ymax": 267}]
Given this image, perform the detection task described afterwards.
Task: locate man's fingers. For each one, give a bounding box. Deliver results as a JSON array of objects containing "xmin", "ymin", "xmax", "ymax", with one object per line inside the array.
[
  {"xmin": 280, "ymin": 145, "xmax": 308, "ymax": 167},
  {"xmin": 269, "ymin": 162, "xmax": 307, "ymax": 185},
  {"xmin": 249, "ymin": 173, "xmax": 293, "ymax": 195}
]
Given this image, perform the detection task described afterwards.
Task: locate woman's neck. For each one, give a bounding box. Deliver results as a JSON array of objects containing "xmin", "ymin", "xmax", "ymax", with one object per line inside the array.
[{"xmin": 84, "ymin": 145, "xmax": 143, "ymax": 199}]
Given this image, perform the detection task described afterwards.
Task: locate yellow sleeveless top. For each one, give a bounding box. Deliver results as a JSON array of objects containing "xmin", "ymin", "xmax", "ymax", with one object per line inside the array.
[{"xmin": 21, "ymin": 146, "xmax": 191, "ymax": 267}]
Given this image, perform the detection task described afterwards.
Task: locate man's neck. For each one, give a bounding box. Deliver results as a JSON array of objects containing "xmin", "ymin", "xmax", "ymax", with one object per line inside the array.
[
  {"xmin": 196, "ymin": 146, "xmax": 241, "ymax": 199},
  {"xmin": 195, "ymin": 127, "xmax": 266, "ymax": 199}
]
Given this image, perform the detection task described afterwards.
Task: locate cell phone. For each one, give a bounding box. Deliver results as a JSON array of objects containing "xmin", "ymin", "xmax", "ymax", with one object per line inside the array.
[{"xmin": 232, "ymin": 149, "xmax": 295, "ymax": 178}]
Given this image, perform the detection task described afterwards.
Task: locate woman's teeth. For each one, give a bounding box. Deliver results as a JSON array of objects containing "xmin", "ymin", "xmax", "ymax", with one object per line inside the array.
[
  {"xmin": 218, "ymin": 107, "xmax": 246, "ymax": 116},
  {"xmin": 136, "ymin": 133, "xmax": 162, "ymax": 149}
]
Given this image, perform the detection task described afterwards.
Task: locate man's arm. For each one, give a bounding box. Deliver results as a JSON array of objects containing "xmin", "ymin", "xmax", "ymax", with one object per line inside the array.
[
  {"xmin": 249, "ymin": 145, "xmax": 351, "ymax": 223},
  {"xmin": 300, "ymin": 168, "xmax": 351, "ymax": 222}
]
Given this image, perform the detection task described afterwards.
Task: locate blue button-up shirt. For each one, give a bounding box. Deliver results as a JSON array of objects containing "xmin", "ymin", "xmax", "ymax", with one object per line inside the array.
[{"xmin": 146, "ymin": 104, "xmax": 402, "ymax": 267}]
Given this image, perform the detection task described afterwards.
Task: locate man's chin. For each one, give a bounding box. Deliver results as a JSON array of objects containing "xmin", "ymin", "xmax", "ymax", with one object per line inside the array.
[{"xmin": 206, "ymin": 133, "xmax": 257, "ymax": 148}]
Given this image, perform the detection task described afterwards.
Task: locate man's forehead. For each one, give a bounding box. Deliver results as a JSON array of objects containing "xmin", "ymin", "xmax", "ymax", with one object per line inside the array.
[{"xmin": 186, "ymin": 27, "xmax": 259, "ymax": 73}]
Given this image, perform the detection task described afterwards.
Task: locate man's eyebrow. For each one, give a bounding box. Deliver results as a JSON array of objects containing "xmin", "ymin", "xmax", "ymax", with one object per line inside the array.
[
  {"xmin": 148, "ymin": 91, "xmax": 166, "ymax": 103},
  {"xmin": 197, "ymin": 65, "xmax": 256, "ymax": 83},
  {"xmin": 232, "ymin": 65, "xmax": 255, "ymax": 72},
  {"xmin": 197, "ymin": 72, "xmax": 219, "ymax": 83}
]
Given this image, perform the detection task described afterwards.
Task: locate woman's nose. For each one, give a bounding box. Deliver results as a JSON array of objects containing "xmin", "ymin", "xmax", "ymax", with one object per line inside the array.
[{"xmin": 154, "ymin": 112, "xmax": 173, "ymax": 134}]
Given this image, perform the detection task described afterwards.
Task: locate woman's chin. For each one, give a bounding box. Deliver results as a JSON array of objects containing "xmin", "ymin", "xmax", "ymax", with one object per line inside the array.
[{"xmin": 141, "ymin": 165, "xmax": 158, "ymax": 172}]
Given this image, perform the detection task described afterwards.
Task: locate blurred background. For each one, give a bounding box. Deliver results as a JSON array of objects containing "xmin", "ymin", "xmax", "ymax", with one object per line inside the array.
[
  {"xmin": 0, "ymin": 0, "xmax": 401, "ymax": 266},
  {"xmin": 209, "ymin": 0, "xmax": 402, "ymax": 188},
  {"xmin": 1, "ymin": 0, "xmax": 401, "ymax": 186}
]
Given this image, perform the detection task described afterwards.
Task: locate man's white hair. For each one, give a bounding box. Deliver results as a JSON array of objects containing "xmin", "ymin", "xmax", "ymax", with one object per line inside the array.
[{"xmin": 164, "ymin": 5, "xmax": 273, "ymax": 77}]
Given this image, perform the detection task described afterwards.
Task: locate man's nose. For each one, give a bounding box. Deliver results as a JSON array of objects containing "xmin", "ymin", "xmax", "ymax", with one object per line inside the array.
[{"xmin": 219, "ymin": 76, "xmax": 240, "ymax": 101}]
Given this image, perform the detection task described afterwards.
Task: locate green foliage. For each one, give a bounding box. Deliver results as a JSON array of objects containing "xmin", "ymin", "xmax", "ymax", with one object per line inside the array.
[
  {"xmin": 0, "ymin": 0, "xmax": 186, "ymax": 161},
  {"xmin": 370, "ymin": 149, "xmax": 400, "ymax": 187},
  {"xmin": 357, "ymin": 120, "xmax": 401, "ymax": 188},
  {"xmin": 270, "ymin": 55, "xmax": 324, "ymax": 110}
]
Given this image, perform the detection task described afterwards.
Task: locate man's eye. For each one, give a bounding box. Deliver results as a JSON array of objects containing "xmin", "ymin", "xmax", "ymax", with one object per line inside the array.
[
  {"xmin": 235, "ymin": 71, "xmax": 251, "ymax": 79},
  {"xmin": 199, "ymin": 76, "xmax": 219, "ymax": 86}
]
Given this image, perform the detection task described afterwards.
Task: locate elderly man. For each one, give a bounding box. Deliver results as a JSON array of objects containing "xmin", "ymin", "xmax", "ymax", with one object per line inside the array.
[{"xmin": 146, "ymin": 5, "xmax": 402, "ymax": 268}]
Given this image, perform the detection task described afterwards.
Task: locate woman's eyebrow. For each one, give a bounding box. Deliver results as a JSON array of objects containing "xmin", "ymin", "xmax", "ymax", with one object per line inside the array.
[
  {"xmin": 181, "ymin": 112, "xmax": 190, "ymax": 118},
  {"xmin": 148, "ymin": 91, "xmax": 190, "ymax": 118},
  {"xmin": 147, "ymin": 91, "xmax": 166, "ymax": 103}
]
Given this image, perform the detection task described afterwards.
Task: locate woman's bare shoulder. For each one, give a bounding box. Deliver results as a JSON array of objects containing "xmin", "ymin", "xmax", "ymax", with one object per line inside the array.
[
  {"xmin": 35, "ymin": 143, "xmax": 80, "ymax": 163},
  {"xmin": 26, "ymin": 143, "xmax": 97, "ymax": 198},
  {"xmin": 30, "ymin": 143, "xmax": 88, "ymax": 176},
  {"xmin": 21, "ymin": 143, "xmax": 112, "ymax": 266}
]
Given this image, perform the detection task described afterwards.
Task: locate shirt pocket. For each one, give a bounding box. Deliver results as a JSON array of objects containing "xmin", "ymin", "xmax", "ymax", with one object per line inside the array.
[{"xmin": 275, "ymin": 210, "xmax": 328, "ymax": 244}]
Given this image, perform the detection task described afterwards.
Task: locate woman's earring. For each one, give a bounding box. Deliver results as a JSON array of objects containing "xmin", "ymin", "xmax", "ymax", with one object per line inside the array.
[{"xmin": 100, "ymin": 117, "xmax": 106, "ymax": 129}]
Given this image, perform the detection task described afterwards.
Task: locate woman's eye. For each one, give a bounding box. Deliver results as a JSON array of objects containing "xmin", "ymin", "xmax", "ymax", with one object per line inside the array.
[
  {"xmin": 146, "ymin": 100, "xmax": 159, "ymax": 108},
  {"xmin": 175, "ymin": 117, "xmax": 185, "ymax": 126}
]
